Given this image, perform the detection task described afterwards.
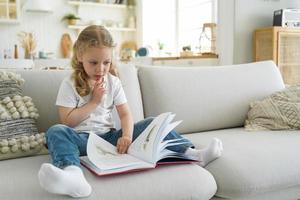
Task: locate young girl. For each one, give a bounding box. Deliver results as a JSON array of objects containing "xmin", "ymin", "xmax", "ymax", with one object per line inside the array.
[{"xmin": 38, "ymin": 25, "xmax": 223, "ymax": 198}]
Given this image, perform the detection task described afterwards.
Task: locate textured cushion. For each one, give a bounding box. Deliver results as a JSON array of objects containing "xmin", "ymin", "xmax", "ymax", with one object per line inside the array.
[
  {"xmin": 137, "ymin": 61, "xmax": 285, "ymax": 134},
  {"xmin": 245, "ymin": 85, "xmax": 300, "ymax": 131},
  {"xmin": 184, "ymin": 128, "xmax": 300, "ymax": 199},
  {"xmin": 0, "ymin": 71, "xmax": 47, "ymax": 160},
  {"xmin": 0, "ymin": 155, "xmax": 217, "ymax": 200}
]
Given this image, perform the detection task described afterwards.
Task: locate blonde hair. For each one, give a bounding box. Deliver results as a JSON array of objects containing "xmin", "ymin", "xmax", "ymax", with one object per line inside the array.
[{"xmin": 71, "ymin": 25, "xmax": 118, "ymax": 96}]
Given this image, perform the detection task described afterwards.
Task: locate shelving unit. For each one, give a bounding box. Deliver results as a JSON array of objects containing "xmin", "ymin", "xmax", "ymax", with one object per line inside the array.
[
  {"xmin": 0, "ymin": 0, "xmax": 20, "ymax": 24},
  {"xmin": 67, "ymin": 0, "xmax": 137, "ymax": 60},
  {"xmin": 68, "ymin": 1, "xmax": 127, "ymax": 9},
  {"xmin": 67, "ymin": 0, "xmax": 136, "ymax": 31},
  {"xmin": 68, "ymin": 25, "xmax": 136, "ymax": 32}
]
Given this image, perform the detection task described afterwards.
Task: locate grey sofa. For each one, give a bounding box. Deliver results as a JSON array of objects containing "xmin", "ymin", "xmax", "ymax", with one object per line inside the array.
[{"xmin": 1, "ymin": 60, "xmax": 299, "ymax": 200}]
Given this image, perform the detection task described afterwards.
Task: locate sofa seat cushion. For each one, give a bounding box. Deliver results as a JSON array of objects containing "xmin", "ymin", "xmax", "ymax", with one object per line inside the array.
[
  {"xmin": 0, "ymin": 155, "xmax": 217, "ymax": 200},
  {"xmin": 184, "ymin": 128, "xmax": 300, "ymax": 199}
]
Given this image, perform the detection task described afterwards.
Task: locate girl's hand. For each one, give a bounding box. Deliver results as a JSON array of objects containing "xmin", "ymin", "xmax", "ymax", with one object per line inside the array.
[
  {"xmin": 90, "ymin": 77, "xmax": 106, "ymax": 105},
  {"xmin": 117, "ymin": 136, "xmax": 132, "ymax": 154}
]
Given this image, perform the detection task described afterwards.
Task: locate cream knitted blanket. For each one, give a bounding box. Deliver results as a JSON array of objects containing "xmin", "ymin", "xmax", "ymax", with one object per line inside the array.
[{"xmin": 245, "ymin": 85, "xmax": 300, "ymax": 131}]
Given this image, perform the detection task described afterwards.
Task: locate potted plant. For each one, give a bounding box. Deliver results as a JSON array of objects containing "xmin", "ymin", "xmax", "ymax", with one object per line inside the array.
[
  {"xmin": 180, "ymin": 45, "xmax": 193, "ymax": 57},
  {"xmin": 61, "ymin": 13, "xmax": 81, "ymax": 25}
]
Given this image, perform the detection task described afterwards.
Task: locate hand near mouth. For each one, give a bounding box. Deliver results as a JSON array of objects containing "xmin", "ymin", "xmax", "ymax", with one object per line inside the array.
[{"xmin": 90, "ymin": 76, "xmax": 106, "ymax": 105}]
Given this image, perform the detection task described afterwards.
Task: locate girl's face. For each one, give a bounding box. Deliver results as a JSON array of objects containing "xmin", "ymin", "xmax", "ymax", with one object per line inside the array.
[{"xmin": 78, "ymin": 47, "xmax": 112, "ymax": 81}]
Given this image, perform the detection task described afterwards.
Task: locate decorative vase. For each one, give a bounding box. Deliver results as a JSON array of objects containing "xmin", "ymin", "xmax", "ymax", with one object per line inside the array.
[{"xmin": 24, "ymin": 50, "xmax": 33, "ymax": 59}]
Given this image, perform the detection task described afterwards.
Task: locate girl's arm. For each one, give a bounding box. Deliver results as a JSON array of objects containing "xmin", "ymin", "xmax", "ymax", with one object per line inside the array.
[
  {"xmin": 116, "ymin": 103, "xmax": 134, "ymax": 154},
  {"xmin": 59, "ymin": 78, "xmax": 106, "ymax": 127},
  {"xmin": 58, "ymin": 101, "xmax": 98, "ymax": 127}
]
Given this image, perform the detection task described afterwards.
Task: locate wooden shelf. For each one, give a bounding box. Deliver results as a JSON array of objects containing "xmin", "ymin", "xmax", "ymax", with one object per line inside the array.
[
  {"xmin": 68, "ymin": 25, "xmax": 136, "ymax": 32},
  {"xmin": 152, "ymin": 54, "xmax": 219, "ymax": 61},
  {"xmin": 0, "ymin": 18, "xmax": 19, "ymax": 23},
  {"xmin": 68, "ymin": 1, "xmax": 127, "ymax": 9}
]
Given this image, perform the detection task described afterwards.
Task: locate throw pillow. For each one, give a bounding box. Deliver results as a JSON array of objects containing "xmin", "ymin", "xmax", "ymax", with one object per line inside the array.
[
  {"xmin": 0, "ymin": 71, "xmax": 47, "ymax": 160},
  {"xmin": 245, "ymin": 85, "xmax": 300, "ymax": 131}
]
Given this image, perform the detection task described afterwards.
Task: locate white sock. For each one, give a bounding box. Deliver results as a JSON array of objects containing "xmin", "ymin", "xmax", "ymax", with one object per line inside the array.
[
  {"xmin": 38, "ymin": 163, "xmax": 92, "ymax": 198},
  {"xmin": 185, "ymin": 138, "xmax": 223, "ymax": 167}
]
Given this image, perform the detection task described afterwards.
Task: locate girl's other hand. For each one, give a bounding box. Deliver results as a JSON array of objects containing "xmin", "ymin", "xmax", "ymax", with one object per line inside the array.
[
  {"xmin": 117, "ymin": 136, "xmax": 132, "ymax": 154},
  {"xmin": 90, "ymin": 77, "xmax": 106, "ymax": 105}
]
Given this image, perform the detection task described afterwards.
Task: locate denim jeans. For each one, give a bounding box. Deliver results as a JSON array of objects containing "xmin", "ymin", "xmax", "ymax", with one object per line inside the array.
[{"xmin": 46, "ymin": 117, "xmax": 194, "ymax": 168}]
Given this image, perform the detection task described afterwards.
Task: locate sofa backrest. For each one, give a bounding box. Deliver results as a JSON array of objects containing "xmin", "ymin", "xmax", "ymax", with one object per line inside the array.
[
  {"xmin": 14, "ymin": 63, "xmax": 144, "ymax": 132},
  {"xmin": 13, "ymin": 70, "xmax": 70, "ymax": 132},
  {"xmin": 137, "ymin": 61, "xmax": 285, "ymax": 134}
]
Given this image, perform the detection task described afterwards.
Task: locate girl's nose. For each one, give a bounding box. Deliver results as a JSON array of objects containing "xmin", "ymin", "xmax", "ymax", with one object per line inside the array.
[{"xmin": 96, "ymin": 65, "xmax": 104, "ymax": 74}]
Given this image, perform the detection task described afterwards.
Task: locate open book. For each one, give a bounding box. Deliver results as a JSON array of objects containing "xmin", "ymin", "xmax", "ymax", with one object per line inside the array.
[{"xmin": 80, "ymin": 112, "xmax": 198, "ymax": 176}]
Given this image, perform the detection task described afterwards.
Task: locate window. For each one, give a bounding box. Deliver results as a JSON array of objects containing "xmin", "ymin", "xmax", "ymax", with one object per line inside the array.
[{"xmin": 141, "ymin": 0, "xmax": 217, "ymax": 56}]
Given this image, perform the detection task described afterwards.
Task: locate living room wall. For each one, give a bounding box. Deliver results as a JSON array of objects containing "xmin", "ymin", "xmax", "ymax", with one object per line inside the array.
[{"xmin": 229, "ymin": 0, "xmax": 300, "ymax": 65}]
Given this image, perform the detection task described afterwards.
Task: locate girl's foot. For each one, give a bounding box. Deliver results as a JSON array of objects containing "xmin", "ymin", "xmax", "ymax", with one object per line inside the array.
[
  {"xmin": 38, "ymin": 163, "xmax": 92, "ymax": 198},
  {"xmin": 185, "ymin": 138, "xmax": 223, "ymax": 167}
]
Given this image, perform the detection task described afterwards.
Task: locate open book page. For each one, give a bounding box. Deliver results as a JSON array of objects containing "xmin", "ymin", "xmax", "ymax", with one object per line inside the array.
[
  {"xmin": 127, "ymin": 112, "xmax": 173, "ymax": 164},
  {"xmin": 156, "ymin": 140, "xmax": 197, "ymax": 161},
  {"xmin": 152, "ymin": 114, "xmax": 177, "ymax": 153},
  {"xmin": 85, "ymin": 133, "xmax": 153, "ymax": 171},
  {"xmin": 153, "ymin": 120, "xmax": 183, "ymax": 159}
]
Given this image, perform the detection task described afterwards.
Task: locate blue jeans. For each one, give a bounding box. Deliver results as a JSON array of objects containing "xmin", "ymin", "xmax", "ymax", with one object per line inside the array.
[{"xmin": 46, "ymin": 117, "xmax": 194, "ymax": 168}]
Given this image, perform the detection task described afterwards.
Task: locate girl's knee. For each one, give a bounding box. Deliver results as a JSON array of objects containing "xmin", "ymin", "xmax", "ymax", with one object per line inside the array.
[{"xmin": 46, "ymin": 124, "xmax": 69, "ymax": 139}]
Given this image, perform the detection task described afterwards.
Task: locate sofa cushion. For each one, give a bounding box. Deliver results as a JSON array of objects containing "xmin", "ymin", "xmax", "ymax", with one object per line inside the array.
[
  {"xmin": 184, "ymin": 128, "xmax": 300, "ymax": 199},
  {"xmin": 0, "ymin": 71, "xmax": 47, "ymax": 160},
  {"xmin": 113, "ymin": 63, "xmax": 144, "ymax": 129},
  {"xmin": 245, "ymin": 85, "xmax": 300, "ymax": 131},
  {"xmin": 0, "ymin": 155, "xmax": 217, "ymax": 200},
  {"xmin": 137, "ymin": 61, "xmax": 285, "ymax": 134},
  {"xmin": 15, "ymin": 70, "xmax": 71, "ymax": 132}
]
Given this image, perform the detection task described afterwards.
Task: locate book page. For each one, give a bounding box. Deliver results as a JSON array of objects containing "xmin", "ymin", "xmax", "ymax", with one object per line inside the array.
[
  {"xmin": 153, "ymin": 120, "xmax": 182, "ymax": 155},
  {"xmin": 128, "ymin": 112, "xmax": 172, "ymax": 164},
  {"xmin": 86, "ymin": 133, "xmax": 152, "ymax": 171},
  {"xmin": 80, "ymin": 156, "xmax": 153, "ymax": 176},
  {"xmin": 156, "ymin": 148, "xmax": 197, "ymax": 161}
]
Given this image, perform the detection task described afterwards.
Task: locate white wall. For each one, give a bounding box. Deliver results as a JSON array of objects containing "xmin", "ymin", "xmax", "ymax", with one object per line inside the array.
[
  {"xmin": 217, "ymin": 0, "xmax": 235, "ymax": 65},
  {"xmin": 0, "ymin": 0, "xmax": 76, "ymax": 59},
  {"xmin": 218, "ymin": 0, "xmax": 300, "ymax": 65}
]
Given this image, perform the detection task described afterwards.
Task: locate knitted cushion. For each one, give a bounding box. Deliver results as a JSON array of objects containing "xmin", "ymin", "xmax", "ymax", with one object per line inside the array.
[
  {"xmin": 0, "ymin": 71, "xmax": 47, "ymax": 160},
  {"xmin": 245, "ymin": 85, "xmax": 300, "ymax": 131}
]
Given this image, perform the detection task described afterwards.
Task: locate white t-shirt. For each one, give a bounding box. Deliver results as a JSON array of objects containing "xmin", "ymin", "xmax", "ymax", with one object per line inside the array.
[{"xmin": 56, "ymin": 73, "xmax": 127, "ymax": 135}]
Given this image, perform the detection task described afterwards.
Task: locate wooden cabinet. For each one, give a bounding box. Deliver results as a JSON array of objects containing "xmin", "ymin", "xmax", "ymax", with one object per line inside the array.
[
  {"xmin": 0, "ymin": 0, "xmax": 20, "ymax": 23},
  {"xmin": 254, "ymin": 27, "xmax": 300, "ymax": 85}
]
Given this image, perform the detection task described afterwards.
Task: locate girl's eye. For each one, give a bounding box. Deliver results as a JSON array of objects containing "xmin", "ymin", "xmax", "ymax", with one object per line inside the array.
[
  {"xmin": 90, "ymin": 61, "xmax": 98, "ymax": 65},
  {"xmin": 104, "ymin": 61, "xmax": 111, "ymax": 66}
]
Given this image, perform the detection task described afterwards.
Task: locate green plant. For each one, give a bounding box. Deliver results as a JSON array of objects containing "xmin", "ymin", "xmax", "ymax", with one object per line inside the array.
[
  {"xmin": 182, "ymin": 45, "xmax": 191, "ymax": 51},
  {"xmin": 61, "ymin": 13, "xmax": 81, "ymax": 22},
  {"xmin": 158, "ymin": 41, "xmax": 164, "ymax": 50}
]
